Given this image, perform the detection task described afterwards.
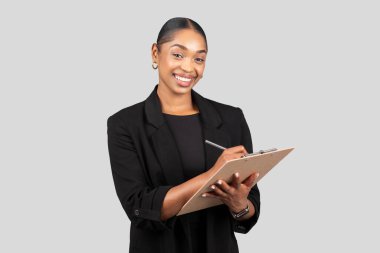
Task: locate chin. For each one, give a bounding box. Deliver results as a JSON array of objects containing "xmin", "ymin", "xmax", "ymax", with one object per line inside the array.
[
  {"xmin": 171, "ymin": 86, "xmax": 192, "ymax": 95},
  {"xmin": 176, "ymin": 82, "xmax": 197, "ymax": 92}
]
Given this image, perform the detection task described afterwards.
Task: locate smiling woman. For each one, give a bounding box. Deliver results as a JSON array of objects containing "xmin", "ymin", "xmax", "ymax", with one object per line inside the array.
[
  {"xmin": 107, "ymin": 17, "xmax": 261, "ymax": 253},
  {"xmin": 151, "ymin": 18, "xmax": 208, "ymax": 115}
]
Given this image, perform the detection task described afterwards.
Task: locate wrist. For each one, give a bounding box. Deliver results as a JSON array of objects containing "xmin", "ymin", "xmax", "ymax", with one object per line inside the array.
[
  {"xmin": 230, "ymin": 200, "xmax": 248, "ymax": 213},
  {"xmin": 230, "ymin": 201, "xmax": 250, "ymax": 219}
]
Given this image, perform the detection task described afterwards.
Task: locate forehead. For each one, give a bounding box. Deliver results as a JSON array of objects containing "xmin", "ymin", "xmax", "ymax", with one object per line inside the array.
[{"xmin": 165, "ymin": 29, "xmax": 207, "ymax": 52}]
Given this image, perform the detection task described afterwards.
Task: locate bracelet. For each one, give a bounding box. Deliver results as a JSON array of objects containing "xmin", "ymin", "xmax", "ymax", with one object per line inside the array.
[{"xmin": 230, "ymin": 203, "xmax": 250, "ymax": 219}]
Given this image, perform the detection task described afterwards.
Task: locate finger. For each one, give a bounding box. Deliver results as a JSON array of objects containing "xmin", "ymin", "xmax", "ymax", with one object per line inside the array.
[
  {"xmin": 242, "ymin": 174, "xmax": 255, "ymax": 188},
  {"xmin": 216, "ymin": 179, "xmax": 233, "ymax": 194},
  {"xmin": 210, "ymin": 184, "xmax": 228, "ymax": 198},
  {"xmin": 242, "ymin": 172, "xmax": 259, "ymax": 188},
  {"xmin": 222, "ymin": 152, "xmax": 245, "ymax": 162},
  {"xmin": 201, "ymin": 192, "xmax": 220, "ymax": 198},
  {"xmin": 231, "ymin": 172, "xmax": 240, "ymax": 189},
  {"xmin": 222, "ymin": 153, "xmax": 246, "ymax": 164},
  {"xmin": 224, "ymin": 145, "xmax": 248, "ymax": 156}
]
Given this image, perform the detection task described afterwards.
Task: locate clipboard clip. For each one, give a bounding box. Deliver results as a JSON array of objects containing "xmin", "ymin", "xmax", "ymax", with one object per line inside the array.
[{"xmin": 243, "ymin": 148, "xmax": 278, "ymax": 157}]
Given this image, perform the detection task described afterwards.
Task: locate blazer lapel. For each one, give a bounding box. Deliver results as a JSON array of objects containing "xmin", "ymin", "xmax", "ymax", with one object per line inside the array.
[
  {"xmin": 144, "ymin": 85, "xmax": 185, "ymax": 185},
  {"xmin": 144, "ymin": 84, "xmax": 231, "ymax": 186},
  {"xmin": 191, "ymin": 88, "xmax": 232, "ymax": 172}
]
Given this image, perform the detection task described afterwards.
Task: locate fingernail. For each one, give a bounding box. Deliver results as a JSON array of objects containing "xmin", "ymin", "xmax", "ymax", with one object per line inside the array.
[
  {"xmin": 210, "ymin": 185, "xmax": 216, "ymax": 190},
  {"xmin": 235, "ymin": 172, "xmax": 239, "ymax": 178},
  {"xmin": 217, "ymin": 180, "xmax": 222, "ymax": 185},
  {"xmin": 202, "ymin": 193, "xmax": 207, "ymax": 197}
]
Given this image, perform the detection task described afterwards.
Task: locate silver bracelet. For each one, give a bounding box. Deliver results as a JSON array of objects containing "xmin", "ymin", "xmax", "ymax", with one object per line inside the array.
[{"xmin": 230, "ymin": 204, "xmax": 250, "ymax": 219}]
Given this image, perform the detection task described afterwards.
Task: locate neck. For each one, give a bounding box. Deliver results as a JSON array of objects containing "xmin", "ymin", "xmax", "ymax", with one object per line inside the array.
[{"xmin": 156, "ymin": 83, "xmax": 199, "ymax": 115}]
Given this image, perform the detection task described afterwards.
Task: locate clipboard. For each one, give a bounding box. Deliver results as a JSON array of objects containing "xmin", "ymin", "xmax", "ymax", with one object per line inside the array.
[{"xmin": 177, "ymin": 147, "xmax": 294, "ymax": 216}]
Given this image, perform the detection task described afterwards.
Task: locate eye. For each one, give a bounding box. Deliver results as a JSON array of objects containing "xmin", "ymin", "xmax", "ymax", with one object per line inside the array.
[
  {"xmin": 195, "ymin": 58, "xmax": 205, "ymax": 63},
  {"xmin": 172, "ymin": 53, "xmax": 183, "ymax": 58}
]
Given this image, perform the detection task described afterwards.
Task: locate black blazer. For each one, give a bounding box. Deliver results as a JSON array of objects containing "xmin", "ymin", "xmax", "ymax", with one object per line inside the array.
[{"xmin": 107, "ymin": 84, "xmax": 260, "ymax": 253}]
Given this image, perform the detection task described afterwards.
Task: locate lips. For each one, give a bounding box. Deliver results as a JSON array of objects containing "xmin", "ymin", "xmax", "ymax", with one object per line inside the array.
[
  {"xmin": 172, "ymin": 73, "xmax": 195, "ymax": 87},
  {"xmin": 173, "ymin": 73, "xmax": 195, "ymax": 82}
]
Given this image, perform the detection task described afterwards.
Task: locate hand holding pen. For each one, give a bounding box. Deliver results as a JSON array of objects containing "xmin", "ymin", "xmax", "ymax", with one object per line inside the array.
[{"xmin": 203, "ymin": 140, "xmax": 249, "ymax": 176}]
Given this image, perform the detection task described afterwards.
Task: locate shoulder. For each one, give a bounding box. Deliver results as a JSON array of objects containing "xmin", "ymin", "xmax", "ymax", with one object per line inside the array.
[
  {"xmin": 107, "ymin": 101, "xmax": 145, "ymax": 129},
  {"xmin": 204, "ymin": 97, "xmax": 244, "ymax": 122}
]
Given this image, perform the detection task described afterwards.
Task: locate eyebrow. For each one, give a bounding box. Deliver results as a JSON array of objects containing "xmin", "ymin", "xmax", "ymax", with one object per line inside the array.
[{"xmin": 170, "ymin": 43, "xmax": 207, "ymax": 54}]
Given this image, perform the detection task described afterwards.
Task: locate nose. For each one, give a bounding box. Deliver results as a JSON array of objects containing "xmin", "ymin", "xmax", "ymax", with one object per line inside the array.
[{"xmin": 180, "ymin": 57, "xmax": 194, "ymax": 73}]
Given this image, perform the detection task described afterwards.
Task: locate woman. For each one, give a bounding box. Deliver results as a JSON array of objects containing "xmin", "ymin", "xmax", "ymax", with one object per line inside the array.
[{"xmin": 107, "ymin": 17, "xmax": 260, "ymax": 253}]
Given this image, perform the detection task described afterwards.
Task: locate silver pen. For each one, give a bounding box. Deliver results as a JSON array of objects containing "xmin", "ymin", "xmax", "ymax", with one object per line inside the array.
[
  {"xmin": 205, "ymin": 139, "xmax": 248, "ymax": 157},
  {"xmin": 205, "ymin": 139, "xmax": 277, "ymax": 157},
  {"xmin": 205, "ymin": 140, "xmax": 227, "ymax": 150}
]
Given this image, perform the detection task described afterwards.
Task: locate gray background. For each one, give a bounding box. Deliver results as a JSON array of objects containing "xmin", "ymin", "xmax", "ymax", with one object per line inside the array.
[{"xmin": 1, "ymin": 0, "xmax": 379, "ymax": 252}]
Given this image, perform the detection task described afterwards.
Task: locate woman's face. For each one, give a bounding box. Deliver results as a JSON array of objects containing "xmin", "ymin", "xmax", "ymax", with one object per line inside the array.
[{"xmin": 152, "ymin": 29, "xmax": 207, "ymax": 95}]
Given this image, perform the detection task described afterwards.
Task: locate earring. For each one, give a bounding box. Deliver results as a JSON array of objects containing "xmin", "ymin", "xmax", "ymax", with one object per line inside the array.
[{"xmin": 152, "ymin": 62, "xmax": 158, "ymax": 69}]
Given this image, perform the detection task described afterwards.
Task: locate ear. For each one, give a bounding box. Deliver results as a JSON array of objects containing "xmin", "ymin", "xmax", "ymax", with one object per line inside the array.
[{"xmin": 151, "ymin": 43, "xmax": 159, "ymax": 64}]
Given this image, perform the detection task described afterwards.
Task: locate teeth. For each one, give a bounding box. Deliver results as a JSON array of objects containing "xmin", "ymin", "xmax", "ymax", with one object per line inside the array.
[{"xmin": 174, "ymin": 74, "xmax": 192, "ymax": 82}]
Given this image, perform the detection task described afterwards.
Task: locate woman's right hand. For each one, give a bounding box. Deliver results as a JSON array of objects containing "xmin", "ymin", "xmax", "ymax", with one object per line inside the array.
[{"xmin": 207, "ymin": 145, "xmax": 248, "ymax": 176}]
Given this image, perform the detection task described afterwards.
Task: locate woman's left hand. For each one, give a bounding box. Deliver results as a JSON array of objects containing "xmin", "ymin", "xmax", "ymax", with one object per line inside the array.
[{"xmin": 202, "ymin": 172, "xmax": 259, "ymax": 213}]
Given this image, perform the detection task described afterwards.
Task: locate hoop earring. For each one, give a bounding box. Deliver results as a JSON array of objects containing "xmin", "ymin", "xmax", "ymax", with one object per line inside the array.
[{"xmin": 152, "ymin": 62, "xmax": 158, "ymax": 69}]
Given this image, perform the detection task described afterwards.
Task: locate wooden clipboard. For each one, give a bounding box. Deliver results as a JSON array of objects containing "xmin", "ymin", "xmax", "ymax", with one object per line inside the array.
[{"xmin": 177, "ymin": 147, "xmax": 294, "ymax": 216}]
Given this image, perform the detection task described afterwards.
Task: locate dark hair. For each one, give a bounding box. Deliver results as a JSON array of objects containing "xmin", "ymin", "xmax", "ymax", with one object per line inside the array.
[{"xmin": 156, "ymin": 17, "xmax": 208, "ymax": 52}]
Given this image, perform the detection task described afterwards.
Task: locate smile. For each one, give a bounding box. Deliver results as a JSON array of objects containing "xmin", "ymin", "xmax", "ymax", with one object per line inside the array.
[{"xmin": 173, "ymin": 74, "xmax": 193, "ymax": 82}]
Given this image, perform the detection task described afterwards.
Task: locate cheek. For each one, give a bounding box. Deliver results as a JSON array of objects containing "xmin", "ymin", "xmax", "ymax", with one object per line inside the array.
[
  {"xmin": 158, "ymin": 56, "xmax": 174, "ymax": 70},
  {"xmin": 163, "ymin": 56, "xmax": 180, "ymax": 69},
  {"xmin": 167, "ymin": 61, "xmax": 179, "ymax": 70},
  {"xmin": 195, "ymin": 66, "xmax": 205, "ymax": 77}
]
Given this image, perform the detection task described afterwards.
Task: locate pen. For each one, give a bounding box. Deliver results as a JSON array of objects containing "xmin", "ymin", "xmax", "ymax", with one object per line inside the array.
[
  {"xmin": 205, "ymin": 140, "xmax": 227, "ymax": 150},
  {"xmin": 205, "ymin": 140, "xmax": 277, "ymax": 157},
  {"xmin": 205, "ymin": 139, "xmax": 248, "ymax": 157}
]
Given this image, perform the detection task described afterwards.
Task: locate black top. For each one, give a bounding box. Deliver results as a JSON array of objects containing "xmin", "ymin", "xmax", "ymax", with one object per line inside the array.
[
  {"xmin": 162, "ymin": 112, "xmax": 207, "ymax": 253},
  {"xmin": 162, "ymin": 112, "xmax": 206, "ymax": 180}
]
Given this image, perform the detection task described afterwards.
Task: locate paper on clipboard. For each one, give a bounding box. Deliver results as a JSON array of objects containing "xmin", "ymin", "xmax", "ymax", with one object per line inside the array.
[{"xmin": 177, "ymin": 147, "xmax": 294, "ymax": 216}]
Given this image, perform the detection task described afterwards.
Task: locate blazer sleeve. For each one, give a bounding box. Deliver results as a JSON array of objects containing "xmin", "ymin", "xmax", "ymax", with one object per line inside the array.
[
  {"xmin": 232, "ymin": 108, "xmax": 261, "ymax": 234},
  {"xmin": 107, "ymin": 114, "xmax": 176, "ymax": 232}
]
